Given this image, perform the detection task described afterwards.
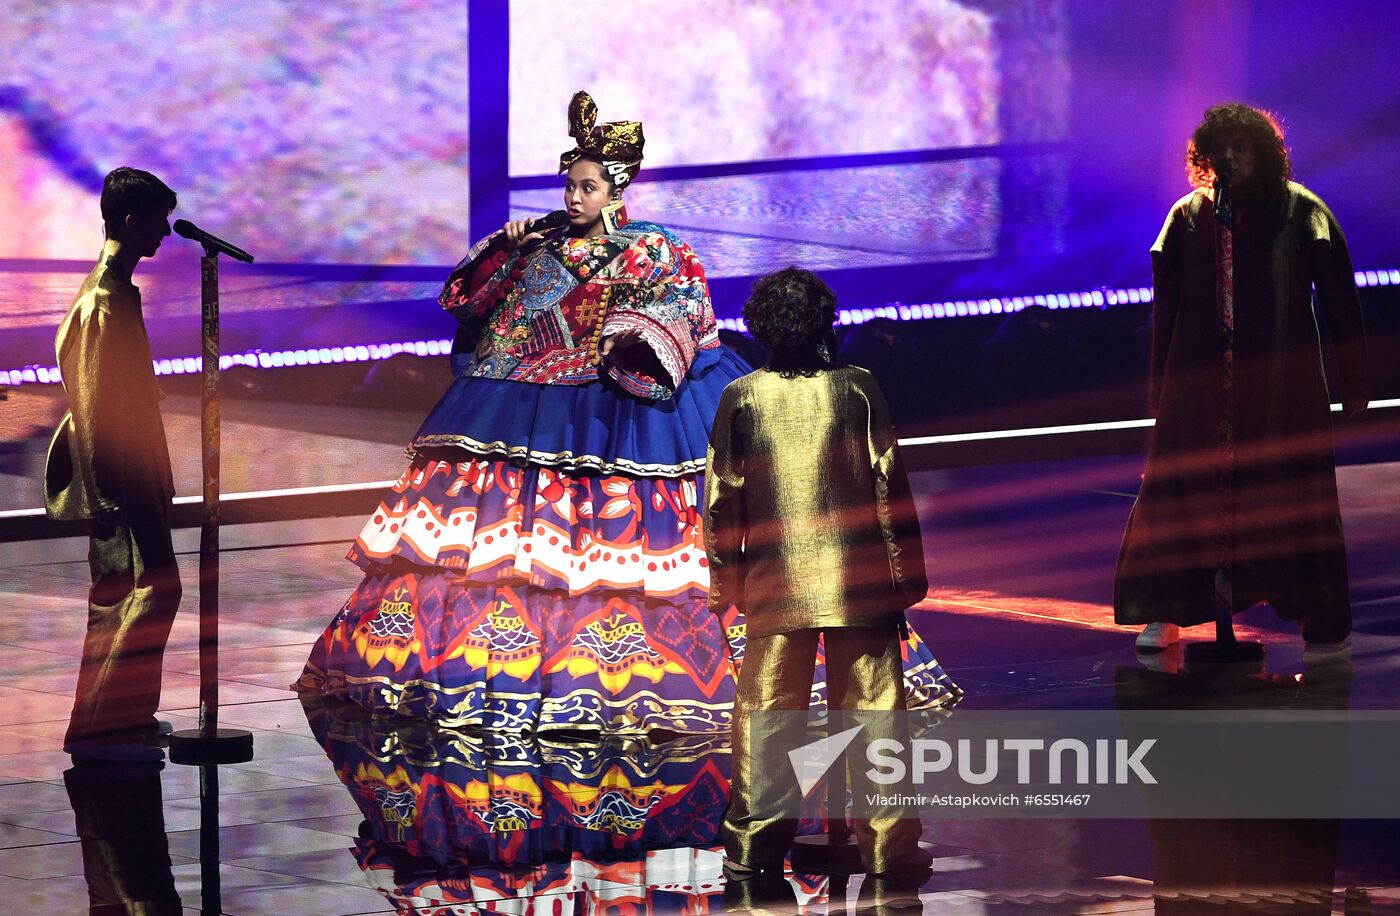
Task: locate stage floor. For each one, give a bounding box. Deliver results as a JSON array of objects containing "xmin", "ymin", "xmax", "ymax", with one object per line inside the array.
[{"xmin": 2, "ymin": 450, "xmax": 1399, "ymax": 913}]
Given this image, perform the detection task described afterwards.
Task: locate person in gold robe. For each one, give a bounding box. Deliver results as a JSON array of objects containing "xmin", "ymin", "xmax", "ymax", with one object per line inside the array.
[
  {"xmin": 705, "ymin": 267, "xmax": 939, "ymax": 882},
  {"xmin": 1116, "ymin": 104, "xmax": 1369, "ymax": 656},
  {"xmin": 45, "ymin": 167, "xmax": 180, "ymax": 761}
]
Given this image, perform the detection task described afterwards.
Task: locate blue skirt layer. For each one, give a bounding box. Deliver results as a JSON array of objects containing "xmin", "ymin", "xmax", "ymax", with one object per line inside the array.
[{"xmin": 412, "ymin": 346, "xmax": 751, "ymax": 477}]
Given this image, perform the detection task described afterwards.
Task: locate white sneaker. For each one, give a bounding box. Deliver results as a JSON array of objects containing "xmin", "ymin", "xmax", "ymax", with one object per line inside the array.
[
  {"xmin": 1135, "ymin": 622, "xmax": 1180, "ymax": 650},
  {"xmin": 1303, "ymin": 634, "xmax": 1352, "ymax": 661}
]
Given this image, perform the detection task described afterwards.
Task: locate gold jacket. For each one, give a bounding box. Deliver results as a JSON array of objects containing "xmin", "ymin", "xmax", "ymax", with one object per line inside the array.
[
  {"xmin": 44, "ymin": 252, "xmax": 174, "ymax": 520},
  {"xmin": 703, "ymin": 365, "xmax": 927, "ymax": 637}
]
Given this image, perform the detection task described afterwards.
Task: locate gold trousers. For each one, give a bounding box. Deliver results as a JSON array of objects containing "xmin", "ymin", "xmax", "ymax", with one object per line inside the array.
[
  {"xmin": 724, "ymin": 624, "xmax": 920, "ymax": 873},
  {"xmin": 66, "ymin": 496, "xmax": 181, "ymax": 745}
]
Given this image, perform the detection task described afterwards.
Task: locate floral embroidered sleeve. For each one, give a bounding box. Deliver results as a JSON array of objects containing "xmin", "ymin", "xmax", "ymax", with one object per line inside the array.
[
  {"xmin": 437, "ymin": 235, "xmax": 514, "ymax": 354},
  {"xmin": 599, "ymin": 230, "xmax": 718, "ymax": 400}
]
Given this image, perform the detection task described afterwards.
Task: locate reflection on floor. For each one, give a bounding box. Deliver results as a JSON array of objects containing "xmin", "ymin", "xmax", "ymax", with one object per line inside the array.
[
  {"xmin": 311, "ymin": 705, "xmax": 736, "ymax": 911},
  {"xmin": 2, "ymin": 453, "xmax": 1399, "ymax": 913}
]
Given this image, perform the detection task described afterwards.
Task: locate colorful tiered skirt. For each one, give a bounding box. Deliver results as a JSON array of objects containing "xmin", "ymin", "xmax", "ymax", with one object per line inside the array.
[{"xmin": 298, "ymin": 347, "xmax": 959, "ymax": 732}]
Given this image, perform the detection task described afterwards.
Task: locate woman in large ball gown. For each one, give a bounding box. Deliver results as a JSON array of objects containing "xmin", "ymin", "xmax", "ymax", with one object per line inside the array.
[{"xmin": 297, "ymin": 91, "xmax": 958, "ymax": 733}]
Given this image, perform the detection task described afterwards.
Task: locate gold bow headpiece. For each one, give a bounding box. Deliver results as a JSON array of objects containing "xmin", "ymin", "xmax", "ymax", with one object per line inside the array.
[{"xmin": 557, "ymin": 90, "xmax": 644, "ymax": 189}]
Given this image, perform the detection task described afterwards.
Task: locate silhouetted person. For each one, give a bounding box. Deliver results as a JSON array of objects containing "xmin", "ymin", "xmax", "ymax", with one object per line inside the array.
[
  {"xmin": 46, "ymin": 167, "xmax": 180, "ymax": 762},
  {"xmin": 838, "ymin": 317, "xmax": 926, "ymax": 425},
  {"xmin": 978, "ymin": 305, "xmax": 1079, "ymax": 407},
  {"xmin": 1116, "ymin": 104, "xmax": 1368, "ymax": 657}
]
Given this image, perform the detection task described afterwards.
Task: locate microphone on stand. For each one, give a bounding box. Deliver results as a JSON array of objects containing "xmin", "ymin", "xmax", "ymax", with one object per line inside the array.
[
  {"xmin": 173, "ymin": 219, "xmax": 255, "ymax": 263},
  {"xmin": 1212, "ymin": 163, "xmax": 1234, "ymax": 230}
]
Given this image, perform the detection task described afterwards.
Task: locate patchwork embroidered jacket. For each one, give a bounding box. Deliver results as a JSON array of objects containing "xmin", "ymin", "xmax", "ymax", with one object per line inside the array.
[{"xmin": 438, "ymin": 216, "xmax": 718, "ymax": 400}]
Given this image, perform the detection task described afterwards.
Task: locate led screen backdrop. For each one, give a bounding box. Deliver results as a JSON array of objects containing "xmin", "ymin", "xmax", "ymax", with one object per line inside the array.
[
  {"xmin": 509, "ymin": 0, "xmax": 1043, "ymax": 172},
  {"xmin": 1, "ymin": 0, "xmax": 1068, "ymax": 268},
  {"xmin": 508, "ymin": 0, "xmax": 1069, "ymax": 274},
  {"xmin": 0, "ymin": 0, "xmax": 1070, "ymax": 344},
  {"xmin": 0, "ymin": 0, "xmax": 471, "ymax": 264},
  {"xmin": 509, "ymin": 159, "xmax": 1008, "ymax": 275}
]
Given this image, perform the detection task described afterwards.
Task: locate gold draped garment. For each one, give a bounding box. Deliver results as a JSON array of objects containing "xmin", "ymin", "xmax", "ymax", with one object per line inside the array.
[
  {"xmin": 703, "ymin": 365, "xmax": 927, "ymax": 637},
  {"xmin": 44, "ymin": 249, "xmax": 174, "ymax": 520}
]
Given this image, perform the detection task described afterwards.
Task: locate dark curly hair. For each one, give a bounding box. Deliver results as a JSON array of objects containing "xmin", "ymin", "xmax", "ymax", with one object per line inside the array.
[
  {"xmin": 1185, "ymin": 102, "xmax": 1292, "ymax": 189},
  {"xmin": 743, "ymin": 267, "xmax": 838, "ymax": 375}
]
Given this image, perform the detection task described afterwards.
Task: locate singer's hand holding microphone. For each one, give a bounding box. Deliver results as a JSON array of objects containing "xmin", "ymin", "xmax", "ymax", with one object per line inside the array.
[
  {"xmin": 498, "ymin": 211, "xmax": 568, "ymax": 252},
  {"xmin": 490, "ymin": 211, "xmax": 644, "ymax": 363}
]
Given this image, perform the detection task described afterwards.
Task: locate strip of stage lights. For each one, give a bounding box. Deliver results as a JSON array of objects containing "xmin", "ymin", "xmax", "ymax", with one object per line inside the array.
[
  {"xmin": 3, "ymin": 270, "xmax": 1398, "ymax": 387},
  {"xmin": 897, "ymin": 399, "xmax": 1400, "ymax": 447}
]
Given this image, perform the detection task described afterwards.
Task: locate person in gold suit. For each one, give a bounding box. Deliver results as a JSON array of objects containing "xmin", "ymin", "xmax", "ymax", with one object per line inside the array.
[
  {"xmin": 705, "ymin": 267, "xmax": 945, "ymax": 882},
  {"xmin": 45, "ymin": 167, "xmax": 180, "ymax": 763}
]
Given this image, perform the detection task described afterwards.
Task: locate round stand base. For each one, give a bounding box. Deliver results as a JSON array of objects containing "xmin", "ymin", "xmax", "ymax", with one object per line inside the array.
[
  {"xmin": 1183, "ymin": 640, "xmax": 1266, "ymax": 669},
  {"xmin": 791, "ymin": 834, "xmax": 864, "ymax": 875},
  {"xmin": 169, "ymin": 728, "xmax": 255, "ymax": 765}
]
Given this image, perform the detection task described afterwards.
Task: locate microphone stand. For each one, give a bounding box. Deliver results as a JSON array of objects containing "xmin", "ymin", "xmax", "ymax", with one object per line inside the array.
[
  {"xmin": 168, "ymin": 241, "xmax": 257, "ymax": 913},
  {"xmin": 170, "ymin": 242, "xmax": 257, "ymax": 765},
  {"xmin": 1184, "ymin": 172, "xmax": 1263, "ymax": 670}
]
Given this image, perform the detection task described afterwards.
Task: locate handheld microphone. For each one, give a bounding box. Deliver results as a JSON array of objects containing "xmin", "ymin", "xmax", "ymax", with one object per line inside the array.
[
  {"xmin": 485, "ymin": 210, "xmax": 569, "ymax": 255},
  {"xmin": 173, "ymin": 219, "xmax": 255, "ymax": 263},
  {"xmin": 524, "ymin": 209, "xmax": 570, "ymax": 236}
]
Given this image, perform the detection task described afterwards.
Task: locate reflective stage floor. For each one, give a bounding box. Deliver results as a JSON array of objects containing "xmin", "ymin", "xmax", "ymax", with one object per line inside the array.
[{"xmin": 2, "ymin": 447, "xmax": 1399, "ymax": 913}]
